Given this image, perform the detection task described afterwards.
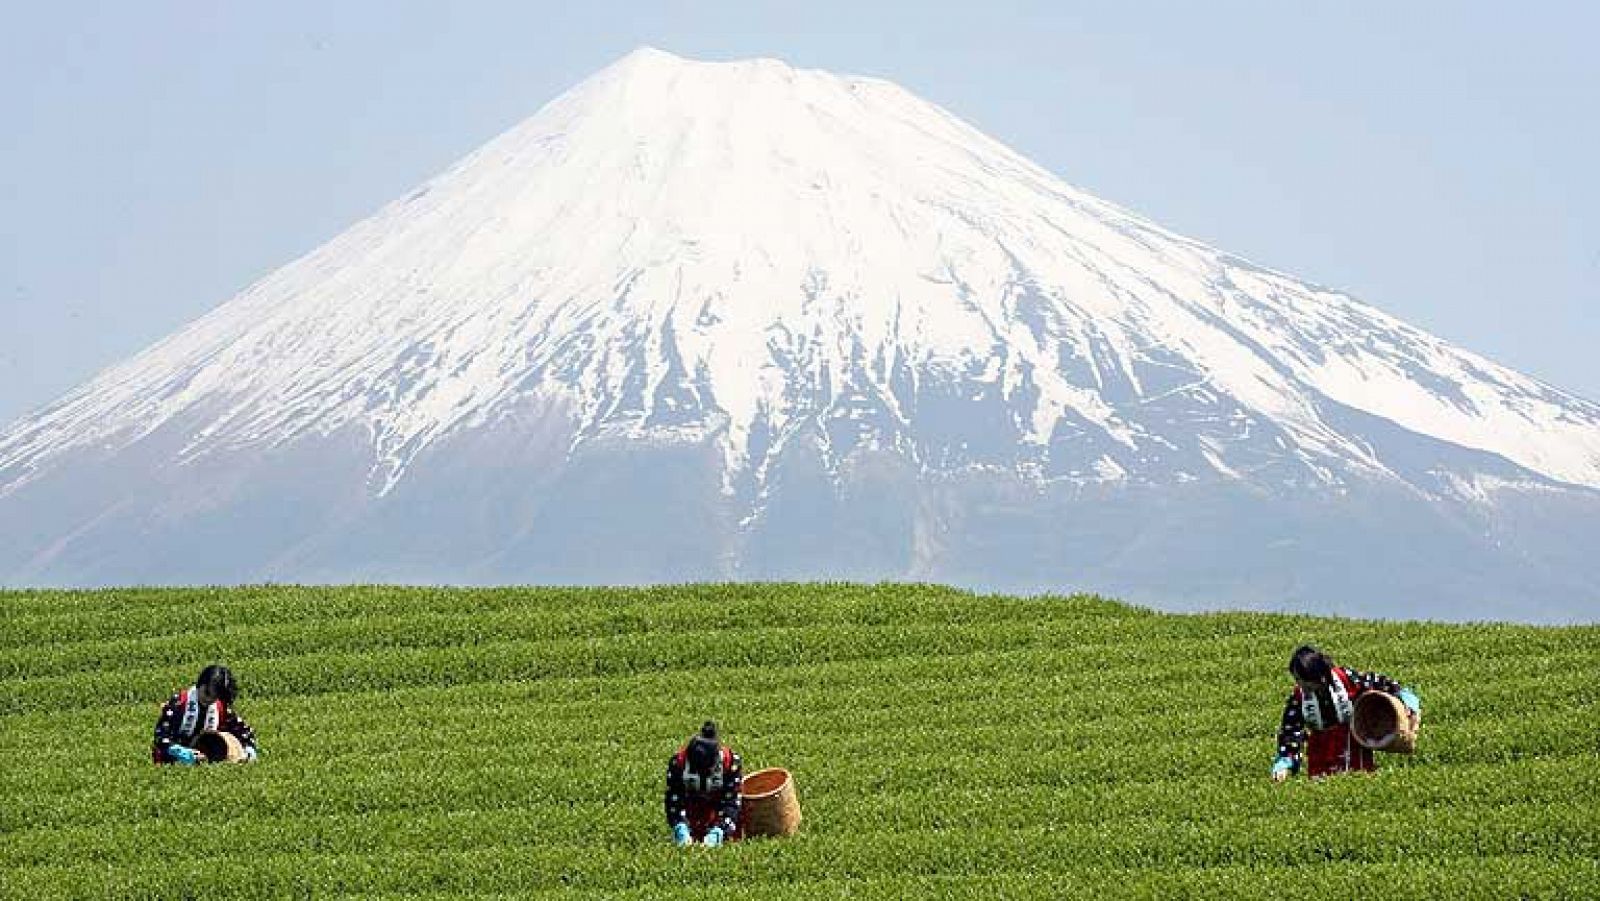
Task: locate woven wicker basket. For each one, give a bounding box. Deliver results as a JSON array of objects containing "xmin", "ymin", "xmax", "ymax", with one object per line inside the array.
[
  {"xmin": 1352, "ymin": 691, "xmax": 1419, "ymax": 753},
  {"xmin": 193, "ymin": 731, "xmax": 246, "ymax": 763},
  {"xmin": 740, "ymin": 768, "xmax": 801, "ymax": 838}
]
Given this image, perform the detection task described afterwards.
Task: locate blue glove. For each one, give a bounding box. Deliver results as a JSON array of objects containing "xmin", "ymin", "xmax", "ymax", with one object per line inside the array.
[
  {"xmin": 1271, "ymin": 756, "xmax": 1294, "ymax": 778},
  {"xmin": 704, "ymin": 827, "xmax": 724, "ymax": 848},
  {"xmin": 168, "ymin": 745, "xmax": 201, "ymax": 766},
  {"xmin": 672, "ymin": 822, "xmax": 691, "ymax": 847},
  {"xmin": 1398, "ymin": 688, "xmax": 1421, "ymax": 715}
]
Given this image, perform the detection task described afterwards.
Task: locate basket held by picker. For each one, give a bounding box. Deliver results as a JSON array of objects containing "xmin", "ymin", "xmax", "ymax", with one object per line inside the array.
[
  {"xmin": 192, "ymin": 730, "xmax": 246, "ymax": 763},
  {"xmin": 740, "ymin": 768, "xmax": 801, "ymax": 838},
  {"xmin": 1352, "ymin": 691, "xmax": 1419, "ymax": 753}
]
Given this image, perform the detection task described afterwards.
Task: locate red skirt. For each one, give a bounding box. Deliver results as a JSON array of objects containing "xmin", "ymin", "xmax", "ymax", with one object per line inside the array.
[{"xmin": 1306, "ymin": 724, "xmax": 1376, "ymax": 778}]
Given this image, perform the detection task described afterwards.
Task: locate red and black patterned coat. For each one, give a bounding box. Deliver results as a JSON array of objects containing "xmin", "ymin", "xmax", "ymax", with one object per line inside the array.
[
  {"xmin": 664, "ymin": 744, "xmax": 743, "ymax": 839},
  {"xmin": 151, "ymin": 687, "xmax": 258, "ymax": 764},
  {"xmin": 1275, "ymin": 666, "xmax": 1403, "ymax": 778}
]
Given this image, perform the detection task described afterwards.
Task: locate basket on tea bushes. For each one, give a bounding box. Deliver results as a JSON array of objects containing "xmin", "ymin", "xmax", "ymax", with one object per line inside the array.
[{"xmin": 740, "ymin": 768, "xmax": 801, "ymax": 837}]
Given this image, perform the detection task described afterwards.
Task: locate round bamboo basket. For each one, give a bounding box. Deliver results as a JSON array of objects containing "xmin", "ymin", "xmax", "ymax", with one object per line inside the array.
[
  {"xmin": 1352, "ymin": 691, "xmax": 1419, "ymax": 753},
  {"xmin": 740, "ymin": 768, "xmax": 801, "ymax": 838},
  {"xmin": 193, "ymin": 731, "xmax": 246, "ymax": 763}
]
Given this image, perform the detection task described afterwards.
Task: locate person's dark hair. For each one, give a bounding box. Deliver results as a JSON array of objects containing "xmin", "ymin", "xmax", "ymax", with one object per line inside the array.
[
  {"xmin": 687, "ymin": 720, "xmax": 720, "ymax": 772},
  {"xmin": 1288, "ymin": 645, "xmax": 1333, "ymax": 684},
  {"xmin": 197, "ymin": 664, "xmax": 237, "ymax": 705}
]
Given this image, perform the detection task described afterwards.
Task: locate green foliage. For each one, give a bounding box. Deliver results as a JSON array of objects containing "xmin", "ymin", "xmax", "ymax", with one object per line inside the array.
[{"xmin": 1, "ymin": 583, "xmax": 1595, "ymax": 898}]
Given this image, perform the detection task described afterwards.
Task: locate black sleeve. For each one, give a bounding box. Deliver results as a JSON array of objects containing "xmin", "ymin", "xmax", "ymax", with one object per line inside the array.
[
  {"xmin": 664, "ymin": 756, "xmax": 689, "ymax": 826},
  {"xmin": 223, "ymin": 708, "xmax": 258, "ymax": 751},
  {"xmin": 718, "ymin": 752, "xmax": 743, "ymax": 832},
  {"xmin": 1275, "ymin": 692, "xmax": 1305, "ymax": 773},
  {"xmin": 1347, "ymin": 668, "xmax": 1403, "ymax": 697},
  {"xmin": 151, "ymin": 693, "xmax": 184, "ymax": 764}
]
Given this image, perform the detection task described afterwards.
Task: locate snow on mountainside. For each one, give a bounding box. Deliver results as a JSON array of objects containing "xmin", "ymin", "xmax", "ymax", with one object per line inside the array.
[
  {"xmin": 2, "ymin": 47, "xmax": 1598, "ymax": 501},
  {"xmin": 1, "ymin": 49, "xmax": 1598, "ymax": 617}
]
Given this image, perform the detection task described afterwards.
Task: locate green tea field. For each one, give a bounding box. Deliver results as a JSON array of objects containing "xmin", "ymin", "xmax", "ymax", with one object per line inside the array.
[{"xmin": 1, "ymin": 584, "xmax": 1596, "ymax": 898}]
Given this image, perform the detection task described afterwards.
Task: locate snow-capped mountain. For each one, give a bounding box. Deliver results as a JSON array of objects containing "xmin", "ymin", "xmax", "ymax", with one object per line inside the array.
[{"xmin": 3, "ymin": 49, "xmax": 1597, "ymax": 620}]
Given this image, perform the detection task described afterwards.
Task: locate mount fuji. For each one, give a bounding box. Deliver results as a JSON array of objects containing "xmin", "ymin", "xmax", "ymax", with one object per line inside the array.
[{"xmin": 3, "ymin": 49, "xmax": 1598, "ymax": 620}]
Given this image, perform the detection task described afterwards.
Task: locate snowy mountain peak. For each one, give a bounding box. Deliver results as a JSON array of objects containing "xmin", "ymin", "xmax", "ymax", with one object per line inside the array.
[{"xmin": 3, "ymin": 50, "xmax": 1600, "ymax": 509}]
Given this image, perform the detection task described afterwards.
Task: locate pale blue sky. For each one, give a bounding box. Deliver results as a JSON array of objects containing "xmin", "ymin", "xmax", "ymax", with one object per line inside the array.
[{"xmin": 2, "ymin": 1, "xmax": 1596, "ymax": 427}]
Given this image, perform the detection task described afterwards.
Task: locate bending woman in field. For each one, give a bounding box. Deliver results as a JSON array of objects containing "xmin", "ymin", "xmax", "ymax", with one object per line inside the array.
[
  {"xmin": 151, "ymin": 664, "xmax": 260, "ymax": 765},
  {"xmin": 1272, "ymin": 645, "xmax": 1419, "ymax": 782},
  {"xmin": 665, "ymin": 721, "xmax": 742, "ymax": 847}
]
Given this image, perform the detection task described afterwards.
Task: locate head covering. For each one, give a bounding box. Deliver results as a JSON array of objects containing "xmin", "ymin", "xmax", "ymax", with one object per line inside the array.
[
  {"xmin": 196, "ymin": 664, "xmax": 238, "ymax": 705},
  {"xmin": 687, "ymin": 720, "xmax": 721, "ymax": 772},
  {"xmin": 1289, "ymin": 645, "xmax": 1333, "ymax": 684}
]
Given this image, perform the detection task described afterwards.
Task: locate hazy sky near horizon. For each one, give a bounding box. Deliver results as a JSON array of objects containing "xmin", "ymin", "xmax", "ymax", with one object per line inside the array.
[{"xmin": 2, "ymin": 2, "xmax": 1596, "ymax": 427}]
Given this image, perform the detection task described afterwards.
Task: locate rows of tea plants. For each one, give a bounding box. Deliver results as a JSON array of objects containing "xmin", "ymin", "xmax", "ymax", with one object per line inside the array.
[{"xmin": 1, "ymin": 583, "xmax": 1595, "ymax": 898}]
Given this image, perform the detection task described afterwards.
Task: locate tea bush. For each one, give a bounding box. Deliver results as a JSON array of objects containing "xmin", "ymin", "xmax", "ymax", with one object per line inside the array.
[{"xmin": 1, "ymin": 583, "xmax": 1595, "ymax": 898}]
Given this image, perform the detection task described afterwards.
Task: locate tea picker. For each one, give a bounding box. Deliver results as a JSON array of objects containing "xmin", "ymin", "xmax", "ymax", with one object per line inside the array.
[
  {"xmin": 665, "ymin": 721, "xmax": 743, "ymax": 846},
  {"xmin": 151, "ymin": 664, "xmax": 261, "ymax": 765},
  {"xmin": 1271, "ymin": 645, "xmax": 1421, "ymax": 781}
]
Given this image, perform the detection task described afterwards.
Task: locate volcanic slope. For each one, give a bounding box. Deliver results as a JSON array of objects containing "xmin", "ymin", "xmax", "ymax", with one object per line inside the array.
[
  {"xmin": 2, "ymin": 584, "xmax": 1597, "ymax": 898},
  {"xmin": 1, "ymin": 49, "xmax": 1598, "ymax": 616}
]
